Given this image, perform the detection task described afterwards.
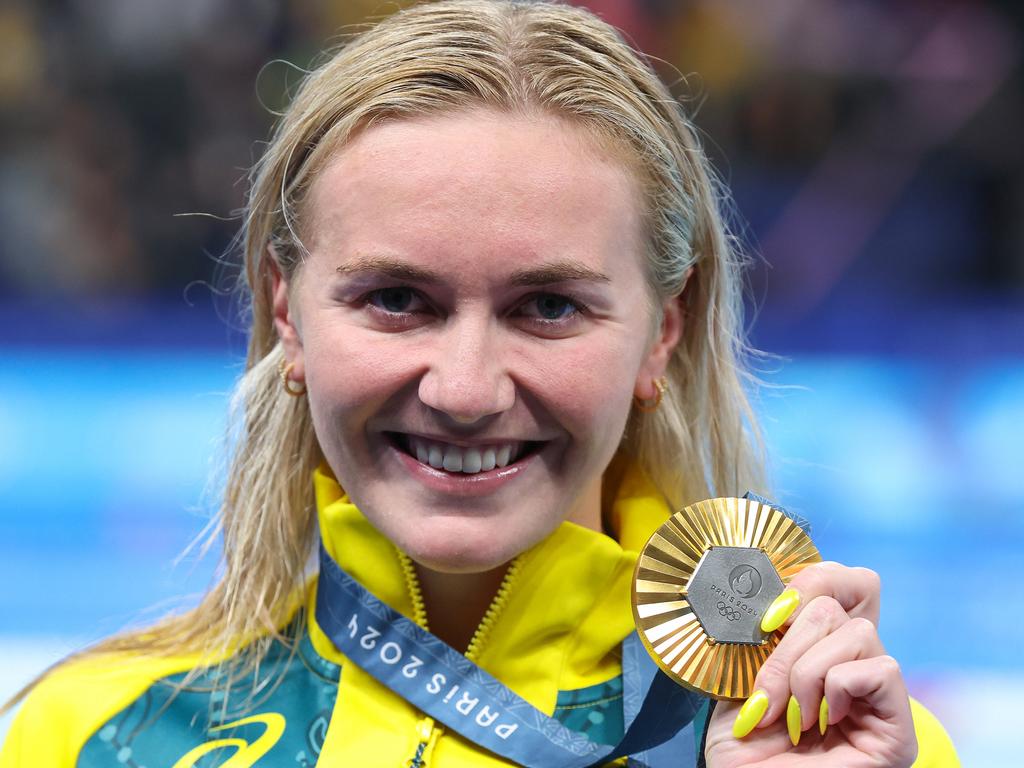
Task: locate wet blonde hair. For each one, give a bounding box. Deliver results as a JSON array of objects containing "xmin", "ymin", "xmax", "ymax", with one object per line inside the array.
[{"xmin": 6, "ymin": 0, "xmax": 763, "ymax": 709}]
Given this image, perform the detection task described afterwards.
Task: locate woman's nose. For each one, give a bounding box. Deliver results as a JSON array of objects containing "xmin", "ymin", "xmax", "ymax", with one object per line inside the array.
[{"xmin": 417, "ymin": 316, "xmax": 515, "ymax": 424}]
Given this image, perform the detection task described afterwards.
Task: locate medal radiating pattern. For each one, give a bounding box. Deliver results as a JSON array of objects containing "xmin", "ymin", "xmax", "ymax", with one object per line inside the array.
[{"xmin": 631, "ymin": 497, "xmax": 821, "ymax": 700}]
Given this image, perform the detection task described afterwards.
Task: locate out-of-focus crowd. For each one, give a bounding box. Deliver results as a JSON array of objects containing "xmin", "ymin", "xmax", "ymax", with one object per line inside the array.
[{"xmin": 1, "ymin": 0, "xmax": 1021, "ymax": 319}]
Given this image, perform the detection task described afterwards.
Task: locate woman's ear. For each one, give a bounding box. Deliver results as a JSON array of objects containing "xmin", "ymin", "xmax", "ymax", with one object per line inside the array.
[
  {"xmin": 269, "ymin": 246, "xmax": 305, "ymax": 383},
  {"xmin": 633, "ymin": 289, "xmax": 686, "ymax": 401}
]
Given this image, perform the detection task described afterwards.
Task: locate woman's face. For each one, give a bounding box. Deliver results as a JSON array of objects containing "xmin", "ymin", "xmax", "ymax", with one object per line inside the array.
[{"xmin": 274, "ymin": 109, "xmax": 681, "ymax": 573}]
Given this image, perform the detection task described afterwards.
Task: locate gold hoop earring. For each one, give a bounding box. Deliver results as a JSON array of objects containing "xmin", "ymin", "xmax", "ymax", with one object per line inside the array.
[
  {"xmin": 278, "ymin": 359, "xmax": 307, "ymax": 397},
  {"xmin": 633, "ymin": 376, "xmax": 667, "ymax": 413}
]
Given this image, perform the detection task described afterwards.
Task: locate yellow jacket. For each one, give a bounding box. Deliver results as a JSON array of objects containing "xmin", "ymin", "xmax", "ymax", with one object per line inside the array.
[{"xmin": 1, "ymin": 465, "xmax": 957, "ymax": 766}]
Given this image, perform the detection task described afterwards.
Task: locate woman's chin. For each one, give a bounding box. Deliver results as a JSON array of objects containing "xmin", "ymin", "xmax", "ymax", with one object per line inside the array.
[
  {"xmin": 404, "ymin": 539, "xmax": 519, "ymax": 575},
  {"xmin": 395, "ymin": 519, "xmax": 546, "ymax": 575}
]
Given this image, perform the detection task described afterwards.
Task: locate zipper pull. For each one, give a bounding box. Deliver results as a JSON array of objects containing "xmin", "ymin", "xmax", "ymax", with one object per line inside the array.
[{"xmin": 407, "ymin": 716, "xmax": 443, "ymax": 768}]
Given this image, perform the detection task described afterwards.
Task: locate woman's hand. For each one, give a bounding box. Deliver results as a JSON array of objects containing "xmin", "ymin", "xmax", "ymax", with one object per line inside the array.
[{"xmin": 703, "ymin": 562, "xmax": 918, "ymax": 767}]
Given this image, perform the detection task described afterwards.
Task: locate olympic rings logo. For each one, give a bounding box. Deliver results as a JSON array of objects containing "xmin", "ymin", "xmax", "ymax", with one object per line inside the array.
[{"xmin": 716, "ymin": 601, "xmax": 741, "ymax": 622}]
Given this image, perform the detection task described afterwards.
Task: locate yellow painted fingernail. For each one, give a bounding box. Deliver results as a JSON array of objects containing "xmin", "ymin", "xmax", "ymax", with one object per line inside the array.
[
  {"xmin": 761, "ymin": 588, "xmax": 800, "ymax": 633},
  {"xmin": 819, "ymin": 696, "xmax": 829, "ymax": 736},
  {"xmin": 732, "ymin": 689, "xmax": 769, "ymax": 739},
  {"xmin": 787, "ymin": 695, "xmax": 802, "ymax": 746}
]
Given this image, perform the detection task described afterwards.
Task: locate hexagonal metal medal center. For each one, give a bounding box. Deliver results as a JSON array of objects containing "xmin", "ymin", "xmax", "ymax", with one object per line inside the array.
[{"xmin": 687, "ymin": 546, "xmax": 785, "ymax": 645}]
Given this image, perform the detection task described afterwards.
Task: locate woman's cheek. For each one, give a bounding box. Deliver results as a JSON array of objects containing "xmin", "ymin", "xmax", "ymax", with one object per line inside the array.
[
  {"xmin": 544, "ymin": 337, "xmax": 640, "ymax": 417},
  {"xmin": 304, "ymin": 324, "xmax": 415, "ymax": 400}
]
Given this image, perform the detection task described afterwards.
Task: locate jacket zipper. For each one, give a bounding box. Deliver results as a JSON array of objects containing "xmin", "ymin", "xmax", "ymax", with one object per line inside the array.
[
  {"xmin": 408, "ymin": 715, "xmax": 442, "ymax": 768},
  {"xmin": 397, "ymin": 548, "xmax": 524, "ymax": 767}
]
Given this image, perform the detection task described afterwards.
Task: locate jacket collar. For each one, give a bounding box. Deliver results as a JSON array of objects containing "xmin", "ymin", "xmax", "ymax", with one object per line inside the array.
[{"xmin": 307, "ymin": 458, "xmax": 671, "ymax": 713}]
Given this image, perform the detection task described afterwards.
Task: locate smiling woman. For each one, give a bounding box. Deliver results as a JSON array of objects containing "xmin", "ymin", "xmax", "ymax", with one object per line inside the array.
[
  {"xmin": 274, "ymin": 110, "xmax": 669, "ymax": 579},
  {"xmin": 0, "ymin": 1, "xmax": 955, "ymax": 767}
]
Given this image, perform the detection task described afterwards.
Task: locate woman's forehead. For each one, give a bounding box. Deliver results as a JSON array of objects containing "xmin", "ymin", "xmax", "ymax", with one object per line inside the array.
[{"xmin": 301, "ymin": 109, "xmax": 646, "ymax": 268}]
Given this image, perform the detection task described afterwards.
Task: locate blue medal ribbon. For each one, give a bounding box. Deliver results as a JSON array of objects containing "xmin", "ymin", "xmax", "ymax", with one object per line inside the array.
[{"xmin": 315, "ymin": 545, "xmax": 703, "ymax": 767}]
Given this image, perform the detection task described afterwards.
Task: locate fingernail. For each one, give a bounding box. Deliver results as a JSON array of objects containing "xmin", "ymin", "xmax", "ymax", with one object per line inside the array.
[
  {"xmin": 818, "ymin": 696, "xmax": 829, "ymax": 736},
  {"xmin": 787, "ymin": 695, "xmax": 802, "ymax": 746},
  {"xmin": 761, "ymin": 588, "xmax": 801, "ymax": 633},
  {"xmin": 732, "ymin": 689, "xmax": 769, "ymax": 739}
]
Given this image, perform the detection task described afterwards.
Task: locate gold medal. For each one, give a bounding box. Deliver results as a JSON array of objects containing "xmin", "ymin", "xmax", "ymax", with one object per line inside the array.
[{"xmin": 631, "ymin": 497, "xmax": 821, "ymax": 700}]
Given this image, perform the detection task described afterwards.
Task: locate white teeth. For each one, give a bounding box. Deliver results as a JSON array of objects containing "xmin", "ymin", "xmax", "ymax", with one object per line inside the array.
[
  {"xmin": 428, "ymin": 444, "xmax": 444, "ymax": 470},
  {"xmin": 462, "ymin": 448, "xmax": 482, "ymax": 474},
  {"xmin": 404, "ymin": 436, "xmax": 523, "ymax": 474},
  {"xmin": 495, "ymin": 445, "xmax": 512, "ymax": 468},
  {"xmin": 481, "ymin": 448, "xmax": 496, "ymax": 471},
  {"xmin": 442, "ymin": 446, "xmax": 463, "ymax": 472}
]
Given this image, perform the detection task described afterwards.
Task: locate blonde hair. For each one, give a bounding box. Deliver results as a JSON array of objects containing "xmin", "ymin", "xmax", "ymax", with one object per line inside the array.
[{"xmin": 5, "ymin": 0, "xmax": 764, "ymax": 711}]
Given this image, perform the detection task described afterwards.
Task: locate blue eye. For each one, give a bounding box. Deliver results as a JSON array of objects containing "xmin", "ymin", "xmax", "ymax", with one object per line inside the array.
[
  {"xmin": 520, "ymin": 293, "xmax": 582, "ymax": 322},
  {"xmin": 534, "ymin": 295, "xmax": 575, "ymax": 320},
  {"xmin": 370, "ymin": 287, "xmax": 417, "ymax": 313}
]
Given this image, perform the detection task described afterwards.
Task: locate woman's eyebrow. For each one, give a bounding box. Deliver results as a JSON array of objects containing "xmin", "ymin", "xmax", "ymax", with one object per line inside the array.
[
  {"xmin": 335, "ymin": 255, "xmax": 443, "ymax": 284},
  {"xmin": 335, "ymin": 255, "xmax": 611, "ymax": 286},
  {"xmin": 508, "ymin": 261, "xmax": 611, "ymax": 286}
]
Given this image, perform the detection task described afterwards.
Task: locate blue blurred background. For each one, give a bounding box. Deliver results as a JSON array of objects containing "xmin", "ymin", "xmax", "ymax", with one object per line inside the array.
[{"xmin": 1, "ymin": 1, "xmax": 1022, "ymax": 764}]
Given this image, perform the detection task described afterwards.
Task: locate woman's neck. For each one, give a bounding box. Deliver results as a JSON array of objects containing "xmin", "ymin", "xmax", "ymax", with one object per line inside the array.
[
  {"xmin": 413, "ymin": 476, "xmax": 605, "ymax": 652},
  {"xmin": 414, "ymin": 563, "xmax": 510, "ymax": 653}
]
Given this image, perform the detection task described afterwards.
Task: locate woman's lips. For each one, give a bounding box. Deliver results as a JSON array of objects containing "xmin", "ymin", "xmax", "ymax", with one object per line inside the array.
[
  {"xmin": 385, "ymin": 432, "xmax": 544, "ymax": 497},
  {"xmin": 404, "ymin": 434, "xmax": 524, "ymax": 473}
]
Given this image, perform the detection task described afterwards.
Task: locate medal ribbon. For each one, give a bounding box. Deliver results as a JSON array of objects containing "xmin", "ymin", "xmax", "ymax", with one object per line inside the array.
[{"xmin": 315, "ymin": 544, "xmax": 702, "ymax": 767}]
